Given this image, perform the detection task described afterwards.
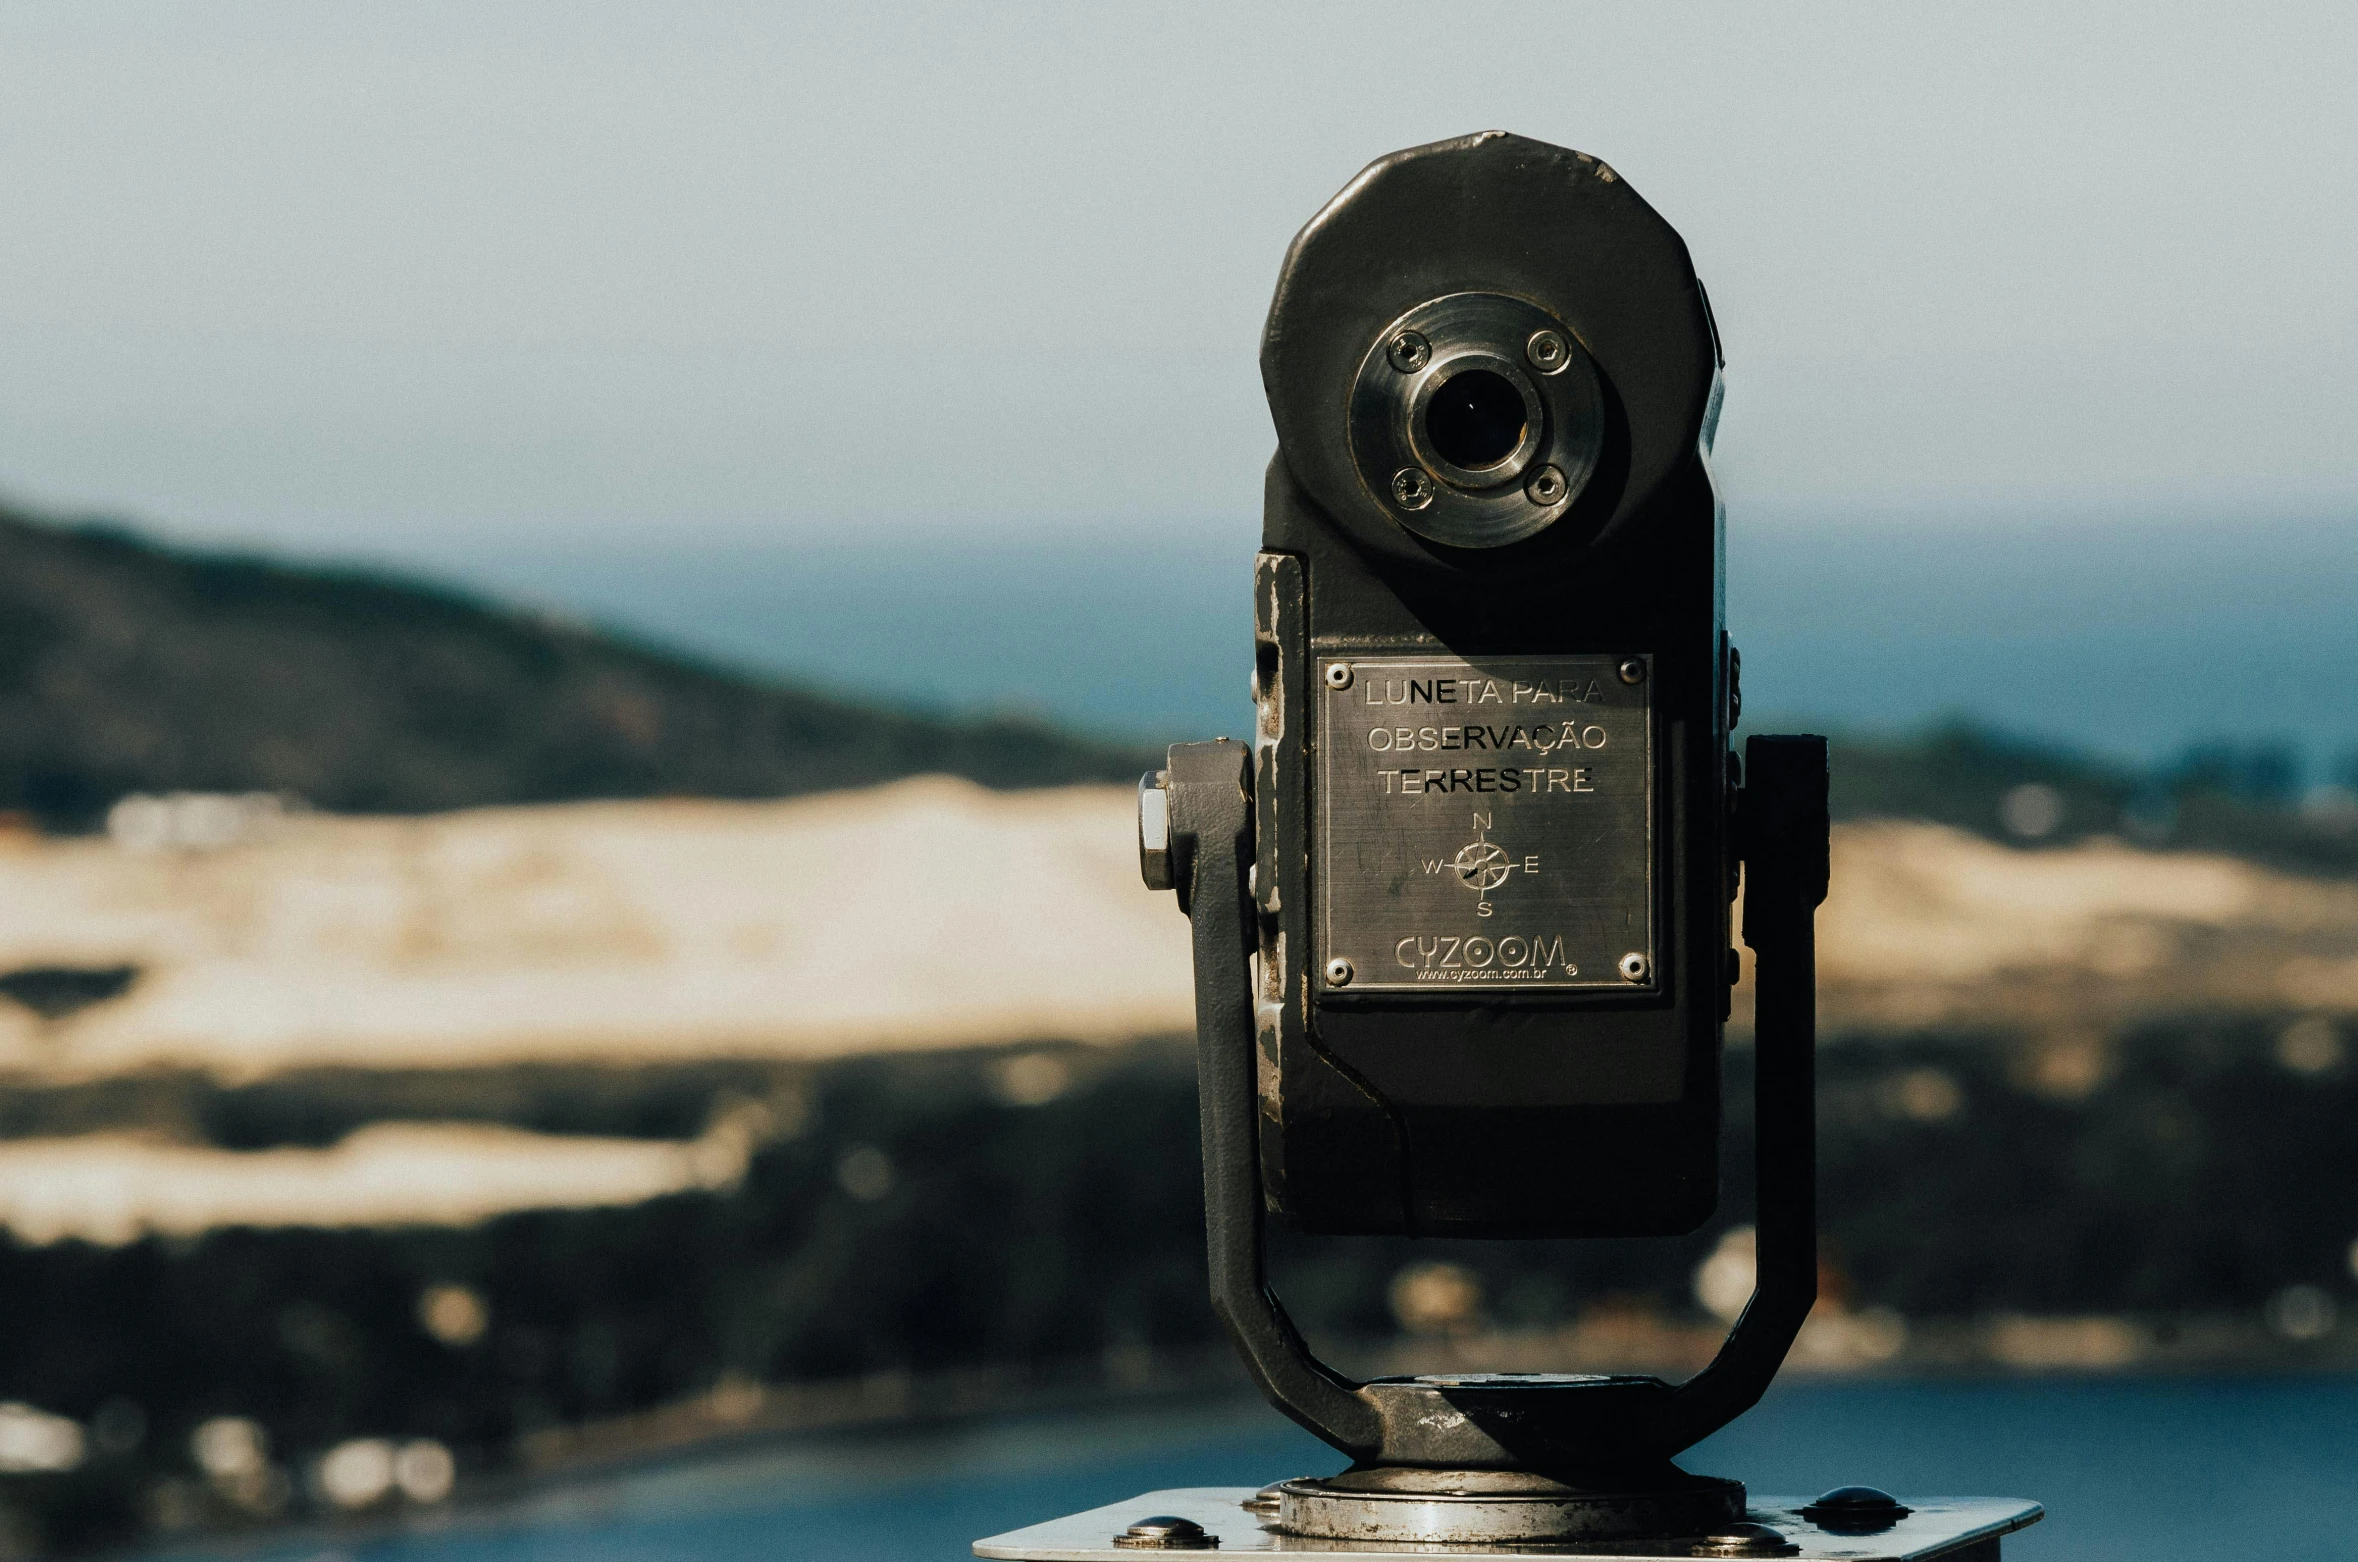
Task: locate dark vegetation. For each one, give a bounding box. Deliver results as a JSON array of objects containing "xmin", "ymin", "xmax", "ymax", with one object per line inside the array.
[
  {"xmin": 4, "ymin": 1023, "xmax": 2358, "ymax": 1552},
  {"xmin": 0, "ymin": 966, "xmax": 137, "ymax": 1023},
  {"xmin": 0, "ymin": 506, "xmax": 1150, "ymax": 831}
]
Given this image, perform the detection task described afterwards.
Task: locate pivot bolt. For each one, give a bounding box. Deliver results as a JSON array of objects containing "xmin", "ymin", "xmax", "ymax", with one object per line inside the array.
[
  {"xmin": 1138, "ymin": 771, "xmax": 1173, "ymax": 892},
  {"xmin": 1524, "ymin": 464, "xmax": 1567, "ymax": 506},
  {"xmin": 1618, "ymin": 952, "xmax": 1650, "ymax": 983},
  {"xmin": 1619, "ymin": 657, "xmax": 1646, "ymax": 685},
  {"xmin": 1325, "ymin": 662, "xmax": 1354, "ymax": 690},
  {"xmin": 1386, "ymin": 330, "xmax": 1431, "ymax": 372},
  {"xmin": 1324, "ymin": 957, "xmax": 1355, "ymax": 987},
  {"xmin": 1525, "ymin": 328, "xmax": 1570, "ymax": 373},
  {"xmin": 1799, "ymin": 1487, "xmax": 1912, "ymax": 1532},
  {"xmin": 1690, "ymin": 1523, "xmax": 1798, "ymax": 1558},
  {"xmin": 1116, "ymin": 1516, "xmax": 1218, "ymax": 1550},
  {"xmin": 1391, "ymin": 468, "xmax": 1433, "ymax": 510}
]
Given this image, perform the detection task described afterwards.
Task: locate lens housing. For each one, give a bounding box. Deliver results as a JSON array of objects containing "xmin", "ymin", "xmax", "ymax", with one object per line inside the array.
[{"xmin": 1347, "ymin": 292, "xmax": 1606, "ymax": 549}]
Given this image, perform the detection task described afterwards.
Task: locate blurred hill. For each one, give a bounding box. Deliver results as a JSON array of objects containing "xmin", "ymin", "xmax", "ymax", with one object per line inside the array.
[
  {"xmin": 1826, "ymin": 725, "xmax": 2358, "ymax": 880},
  {"xmin": 0, "ymin": 507, "xmax": 1151, "ymax": 831},
  {"xmin": 2, "ymin": 503, "xmax": 2350, "ymax": 869}
]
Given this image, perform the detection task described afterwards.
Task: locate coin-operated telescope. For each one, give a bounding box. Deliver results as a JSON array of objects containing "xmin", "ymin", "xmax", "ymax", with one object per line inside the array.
[{"xmin": 979, "ymin": 132, "xmax": 2041, "ymax": 1562}]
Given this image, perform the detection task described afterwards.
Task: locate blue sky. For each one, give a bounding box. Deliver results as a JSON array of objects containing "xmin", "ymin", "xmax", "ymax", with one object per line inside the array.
[
  {"xmin": 1, "ymin": 6, "xmax": 2353, "ymax": 762},
  {"xmin": 1, "ymin": 3, "xmax": 2353, "ymax": 554}
]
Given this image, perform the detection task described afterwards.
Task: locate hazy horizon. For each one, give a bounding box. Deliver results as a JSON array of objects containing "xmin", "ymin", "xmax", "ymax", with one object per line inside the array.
[
  {"xmin": 14, "ymin": 489, "xmax": 2341, "ymax": 774},
  {"xmin": 414, "ymin": 509, "xmax": 2358, "ymax": 773},
  {"xmin": 3, "ymin": 4, "xmax": 2353, "ymax": 771},
  {"xmin": 3, "ymin": 3, "xmax": 2355, "ymax": 558}
]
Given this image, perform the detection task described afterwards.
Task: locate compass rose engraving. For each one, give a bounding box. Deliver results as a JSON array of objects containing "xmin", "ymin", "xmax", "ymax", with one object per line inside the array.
[
  {"xmin": 1452, "ymin": 837, "xmax": 1512, "ymax": 893},
  {"xmin": 1448, "ymin": 815, "xmax": 1523, "ymax": 915}
]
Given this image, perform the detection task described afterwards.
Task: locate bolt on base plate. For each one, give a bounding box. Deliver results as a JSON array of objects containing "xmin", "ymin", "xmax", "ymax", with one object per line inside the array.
[{"xmin": 974, "ymin": 1488, "xmax": 2042, "ymax": 1562}]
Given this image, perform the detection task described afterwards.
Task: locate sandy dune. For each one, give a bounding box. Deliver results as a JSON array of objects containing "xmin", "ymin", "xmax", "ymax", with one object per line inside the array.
[
  {"xmin": 0, "ymin": 779, "xmax": 1194, "ymax": 1078},
  {"xmin": 0, "ymin": 782, "xmax": 2352, "ymax": 1241},
  {"xmin": 1792, "ymin": 819, "xmax": 2358, "ymax": 1034},
  {"xmin": 0, "ymin": 780, "xmax": 2348, "ymax": 1083},
  {"xmin": 0, "ymin": 1120, "xmax": 753, "ymax": 1245}
]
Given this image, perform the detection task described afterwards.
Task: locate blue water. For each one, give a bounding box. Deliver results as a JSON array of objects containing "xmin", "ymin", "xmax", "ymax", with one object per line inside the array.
[
  {"xmin": 408, "ymin": 510, "xmax": 2358, "ymax": 769},
  {"xmin": 158, "ymin": 1378, "xmax": 2358, "ymax": 1562}
]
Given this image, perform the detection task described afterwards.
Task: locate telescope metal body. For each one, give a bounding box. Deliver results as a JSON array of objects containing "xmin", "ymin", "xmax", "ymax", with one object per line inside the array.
[
  {"xmin": 980, "ymin": 131, "xmax": 2039, "ymax": 1561},
  {"xmin": 1253, "ymin": 131, "xmax": 1730, "ymax": 1240}
]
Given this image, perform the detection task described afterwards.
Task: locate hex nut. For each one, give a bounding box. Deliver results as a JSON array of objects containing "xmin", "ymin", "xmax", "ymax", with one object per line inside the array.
[
  {"xmin": 1525, "ymin": 328, "xmax": 1570, "ymax": 373},
  {"xmin": 1391, "ymin": 468, "xmax": 1434, "ymax": 510},
  {"xmin": 1618, "ymin": 951, "xmax": 1650, "ymax": 983},
  {"xmin": 1386, "ymin": 330, "xmax": 1432, "ymax": 372},
  {"xmin": 1324, "ymin": 957, "xmax": 1355, "ymax": 987},
  {"xmin": 1324, "ymin": 662, "xmax": 1354, "ymax": 690},
  {"xmin": 1137, "ymin": 772, "xmax": 1174, "ymax": 892}
]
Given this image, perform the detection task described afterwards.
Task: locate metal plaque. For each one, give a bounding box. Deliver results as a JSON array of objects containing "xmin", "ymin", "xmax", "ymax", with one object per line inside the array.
[{"xmin": 1316, "ymin": 654, "xmax": 1652, "ymax": 994}]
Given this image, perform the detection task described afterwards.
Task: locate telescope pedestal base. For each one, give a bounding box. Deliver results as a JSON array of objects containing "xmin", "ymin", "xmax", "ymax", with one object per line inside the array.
[
  {"xmin": 1274, "ymin": 1466, "xmax": 1744, "ymax": 1544},
  {"xmin": 972, "ymin": 1487, "xmax": 2042, "ymax": 1562}
]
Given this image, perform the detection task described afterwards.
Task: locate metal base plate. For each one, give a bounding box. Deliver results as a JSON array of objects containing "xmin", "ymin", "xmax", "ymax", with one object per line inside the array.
[{"xmin": 973, "ymin": 1488, "xmax": 2042, "ymax": 1561}]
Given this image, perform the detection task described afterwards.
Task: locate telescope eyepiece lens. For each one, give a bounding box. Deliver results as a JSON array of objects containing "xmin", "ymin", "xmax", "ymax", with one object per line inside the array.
[{"xmin": 1424, "ymin": 369, "xmax": 1527, "ymax": 472}]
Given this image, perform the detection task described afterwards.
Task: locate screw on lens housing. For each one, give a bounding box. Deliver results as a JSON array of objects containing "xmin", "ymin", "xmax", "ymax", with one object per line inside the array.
[
  {"xmin": 1390, "ymin": 469, "xmax": 1434, "ymax": 510},
  {"xmin": 1386, "ymin": 330, "xmax": 1432, "ymax": 372}
]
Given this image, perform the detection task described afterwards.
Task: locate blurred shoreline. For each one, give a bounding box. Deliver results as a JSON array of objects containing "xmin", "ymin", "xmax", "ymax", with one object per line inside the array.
[
  {"xmin": 218, "ymin": 1336, "xmax": 2358, "ymax": 1554},
  {"xmin": 419, "ymin": 513, "xmax": 2358, "ymax": 762}
]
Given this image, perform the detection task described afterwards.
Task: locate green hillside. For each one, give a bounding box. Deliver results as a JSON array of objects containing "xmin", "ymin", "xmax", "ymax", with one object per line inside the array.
[{"xmin": 0, "ymin": 508, "xmax": 1153, "ymax": 830}]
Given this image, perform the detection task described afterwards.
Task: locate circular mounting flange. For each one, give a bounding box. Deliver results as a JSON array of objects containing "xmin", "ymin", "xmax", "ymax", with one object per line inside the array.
[
  {"xmin": 1348, "ymin": 292, "xmax": 1606, "ymax": 549},
  {"xmin": 1272, "ymin": 1466, "xmax": 1746, "ymax": 1544}
]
